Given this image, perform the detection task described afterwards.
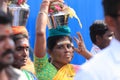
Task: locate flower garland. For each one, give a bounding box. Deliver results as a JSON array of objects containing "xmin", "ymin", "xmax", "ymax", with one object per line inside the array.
[
  {"xmin": 17, "ymin": 0, "xmax": 26, "ymax": 5},
  {"xmin": 48, "ymin": 1, "xmax": 82, "ymax": 28},
  {"xmin": 8, "ymin": 0, "xmax": 28, "ymax": 7},
  {"xmin": 49, "ymin": 1, "xmax": 64, "ymax": 14}
]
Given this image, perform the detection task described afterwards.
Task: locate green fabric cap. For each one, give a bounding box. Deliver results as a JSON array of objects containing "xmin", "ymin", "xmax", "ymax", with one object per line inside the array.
[{"xmin": 49, "ymin": 25, "xmax": 71, "ymax": 37}]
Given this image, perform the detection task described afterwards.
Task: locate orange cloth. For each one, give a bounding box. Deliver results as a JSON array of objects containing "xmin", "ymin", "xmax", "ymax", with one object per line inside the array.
[
  {"xmin": 12, "ymin": 26, "xmax": 35, "ymax": 74},
  {"xmin": 12, "ymin": 26, "xmax": 28, "ymax": 36}
]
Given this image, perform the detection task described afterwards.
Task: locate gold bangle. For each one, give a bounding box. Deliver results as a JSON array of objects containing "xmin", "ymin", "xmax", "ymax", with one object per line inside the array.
[
  {"xmin": 42, "ymin": 0, "xmax": 50, "ymax": 4},
  {"xmin": 39, "ymin": 11, "xmax": 48, "ymax": 15},
  {"xmin": 41, "ymin": 1, "xmax": 50, "ymax": 7},
  {"xmin": 42, "ymin": 0, "xmax": 50, "ymax": 6}
]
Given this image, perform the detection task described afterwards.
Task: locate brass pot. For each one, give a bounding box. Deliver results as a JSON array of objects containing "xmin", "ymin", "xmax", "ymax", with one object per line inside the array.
[
  {"xmin": 48, "ymin": 12, "xmax": 69, "ymax": 29},
  {"xmin": 8, "ymin": 4, "xmax": 29, "ymax": 26}
]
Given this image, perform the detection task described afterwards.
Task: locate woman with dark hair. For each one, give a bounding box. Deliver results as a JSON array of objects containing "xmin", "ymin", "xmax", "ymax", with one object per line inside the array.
[
  {"xmin": 34, "ymin": 0, "xmax": 92, "ymax": 80},
  {"xmin": 12, "ymin": 26, "xmax": 37, "ymax": 80}
]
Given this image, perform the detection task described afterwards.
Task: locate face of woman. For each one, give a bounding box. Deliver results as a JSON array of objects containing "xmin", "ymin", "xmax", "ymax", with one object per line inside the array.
[
  {"xmin": 50, "ymin": 37, "xmax": 74, "ymax": 65},
  {"xmin": 13, "ymin": 38, "xmax": 29, "ymax": 68}
]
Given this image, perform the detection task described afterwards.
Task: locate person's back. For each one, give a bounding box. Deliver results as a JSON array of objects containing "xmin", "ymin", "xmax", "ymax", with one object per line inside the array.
[
  {"xmin": 75, "ymin": 38, "xmax": 120, "ymax": 80},
  {"xmin": 74, "ymin": 0, "xmax": 120, "ymax": 80}
]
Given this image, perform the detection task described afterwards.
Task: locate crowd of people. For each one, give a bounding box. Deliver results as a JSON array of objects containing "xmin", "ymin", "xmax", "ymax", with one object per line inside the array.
[{"xmin": 0, "ymin": 0, "xmax": 120, "ymax": 80}]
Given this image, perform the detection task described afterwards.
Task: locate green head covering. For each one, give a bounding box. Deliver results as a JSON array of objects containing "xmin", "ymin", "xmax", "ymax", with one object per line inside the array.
[{"xmin": 49, "ymin": 25, "xmax": 71, "ymax": 37}]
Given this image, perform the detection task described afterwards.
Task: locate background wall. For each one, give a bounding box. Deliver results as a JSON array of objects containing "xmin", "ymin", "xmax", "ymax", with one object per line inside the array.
[{"xmin": 26, "ymin": 0, "xmax": 104, "ymax": 65}]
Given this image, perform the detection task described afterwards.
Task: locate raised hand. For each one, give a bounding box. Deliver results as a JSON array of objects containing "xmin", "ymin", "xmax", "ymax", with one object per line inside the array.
[
  {"xmin": 49, "ymin": 0, "xmax": 64, "ymax": 2},
  {"xmin": 74, "ymin": 32, "xmax": 92, "ymax": 60}
]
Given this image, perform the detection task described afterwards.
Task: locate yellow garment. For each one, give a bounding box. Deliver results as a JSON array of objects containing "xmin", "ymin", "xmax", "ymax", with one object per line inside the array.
[
  {"xmin": 53, "ymin": 64, "xmax": 75, "ymax": 80},
  {"xmin": 21, "ymin": 58, "xmax": 36, "ymax": 75}
]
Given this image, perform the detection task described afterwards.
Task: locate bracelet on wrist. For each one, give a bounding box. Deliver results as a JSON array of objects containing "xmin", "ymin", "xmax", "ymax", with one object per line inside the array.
[
  {"xmin": 38, "ymin": 11, "xmax": 48, "ymax": 16},
  {"xmin": 41, "ymin": 0, "xmax": 50, "ymax": 6},
  {"xmin": 42, "ymin": 0, "xmax": 50, "ymax": 3}
]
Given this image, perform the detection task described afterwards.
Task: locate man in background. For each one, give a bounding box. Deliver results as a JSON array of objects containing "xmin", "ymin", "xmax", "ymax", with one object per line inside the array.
[
  {"xmin": 90, "ymin": 20, "xmax": 113, "ymax": 55},
  {"xmin": 75, "ymin": 0, "xmax": 120, "ymax": 80}
]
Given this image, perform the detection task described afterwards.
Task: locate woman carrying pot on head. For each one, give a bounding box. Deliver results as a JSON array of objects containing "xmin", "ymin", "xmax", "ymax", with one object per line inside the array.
[{"xmin": 34, "ymin": 0, "xmax": 92, "ymax": 80}]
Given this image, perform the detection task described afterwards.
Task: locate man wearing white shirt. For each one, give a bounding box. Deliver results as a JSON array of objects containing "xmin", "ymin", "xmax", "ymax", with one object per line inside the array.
[
  {"xmin": 74, "ymin": 0, "xmax": 120, "ymax": 80},
  {"xmin": 90, "ymin": 20, "xmax": 113, "ymax": 55},
  {"xmin": 90, "ymin": 44, "xmax": 101, "ymax": 55}
]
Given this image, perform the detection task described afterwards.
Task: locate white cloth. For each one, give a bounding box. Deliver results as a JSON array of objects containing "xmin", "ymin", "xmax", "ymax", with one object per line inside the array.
[
  {"xmin": 74, "ymin": 38, "xmax": 120, "ymax": 80},
  {"xmin": 90, "ymin": 44, "xmax": 101, "ymax": 55},
  {"xmin": 6, "ymin": 67, "xmax": 28, "ymax": 80},
  {"xmin": 13, "ymin": 68, "xmax": 28, "ymax": 80}
]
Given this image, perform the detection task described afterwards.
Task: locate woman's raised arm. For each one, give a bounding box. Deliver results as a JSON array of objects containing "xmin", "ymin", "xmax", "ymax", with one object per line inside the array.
[{"xmin": 34, "ymin": 0, "xmax": 50, "ymax": 58}]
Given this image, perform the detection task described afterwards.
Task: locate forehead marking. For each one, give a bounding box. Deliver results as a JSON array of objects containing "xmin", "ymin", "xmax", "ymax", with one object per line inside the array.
[{"xmin": 57, "ymin": 40, "xmax": 70, "ymax": 45}]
